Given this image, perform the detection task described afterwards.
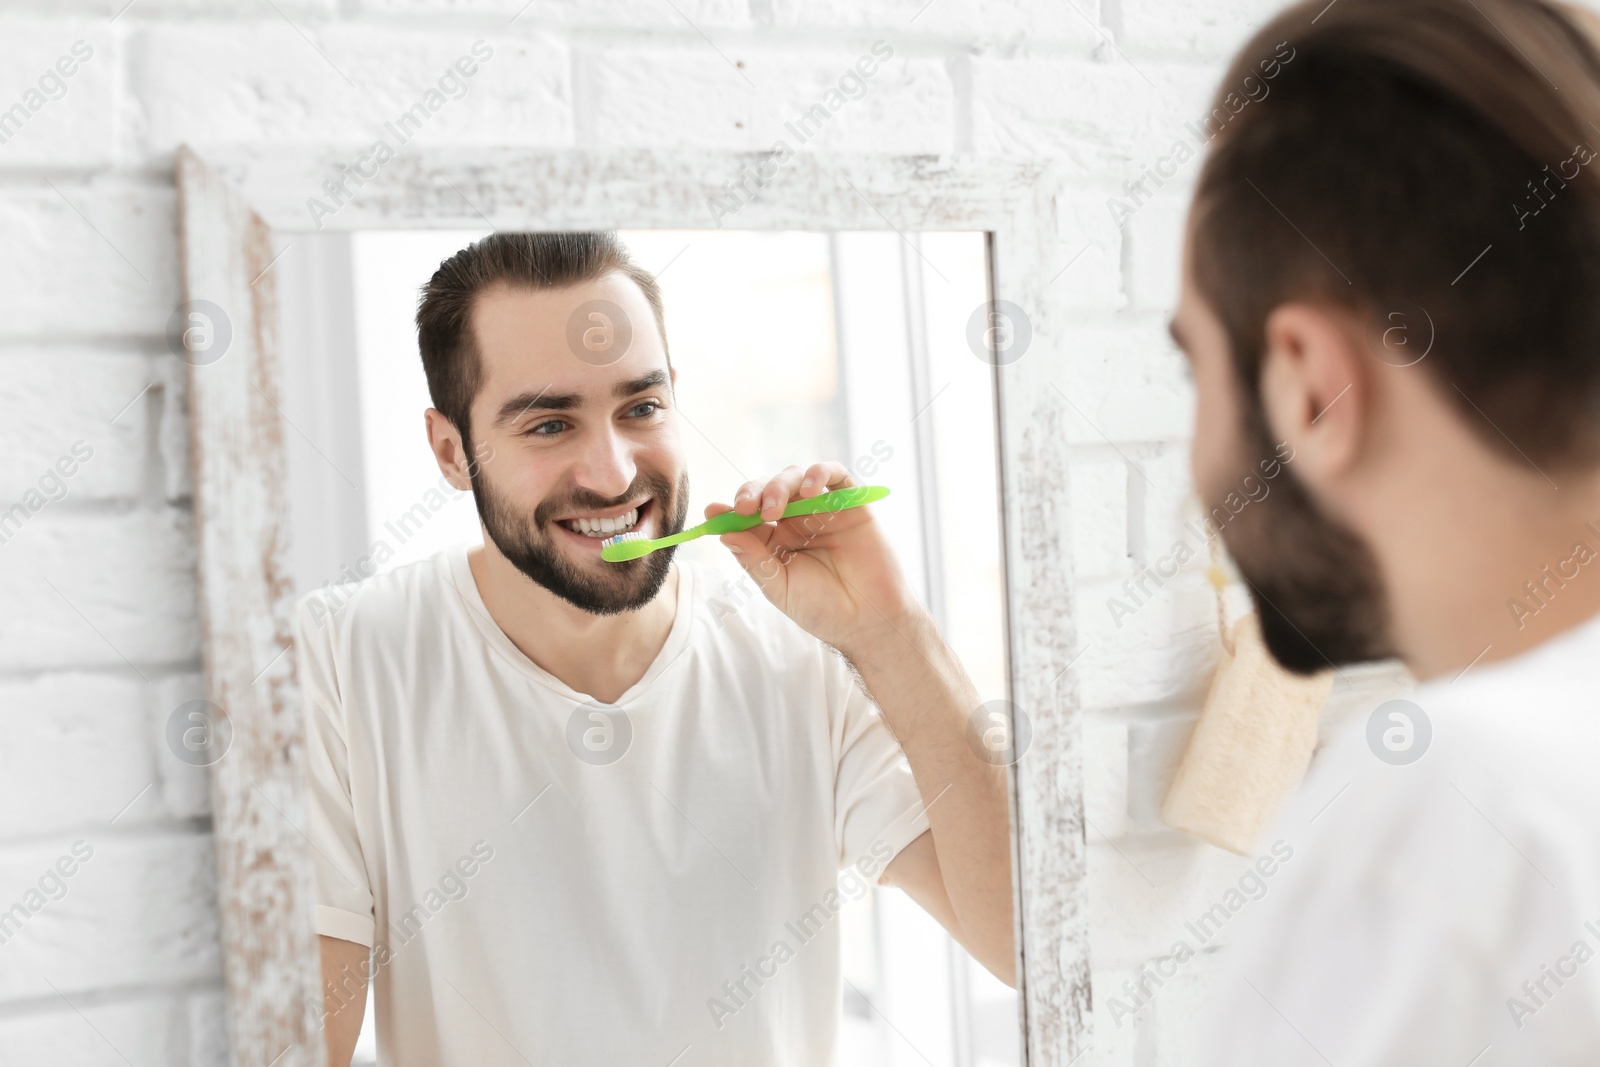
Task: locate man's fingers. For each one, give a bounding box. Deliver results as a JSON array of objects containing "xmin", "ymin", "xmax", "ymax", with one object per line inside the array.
[
  {"xmin": 719, "ymin": 529, "xmax": 782, "ymax": 585},
  {"xmin": 760, "ymin": 462, "xmax": 857, "ymax": 522},
  {"xmin": 799, "ymin": 461, "xmax": 854, "ymax": 495},
  {"xmin": 725, "ymin": 461, "xmax": 859, "ymax": 522},
  {"xmin": 732, "ymin": 479, "xmax": 766, "ymax": 515},
  {"xmin": 754, "ymin": 465, "xmax": 806, "ymax": 521}
]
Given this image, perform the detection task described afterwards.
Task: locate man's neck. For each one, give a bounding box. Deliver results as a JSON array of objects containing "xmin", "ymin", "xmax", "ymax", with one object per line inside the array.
[
  {"xmin": 465, "ymin": 542, "xmax": 679, "ymax": 704},
  {"xmin": 1371, "ymin": 460, "xmax": 1600, "ymax": 683}
]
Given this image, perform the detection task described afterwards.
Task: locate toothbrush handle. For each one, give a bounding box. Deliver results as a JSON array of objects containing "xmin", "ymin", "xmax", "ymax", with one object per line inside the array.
[
  {"xmin": 698, "ymin": 510, "xmax": 765, "ymax": 536},
  {"xmin": 776, "ymin": 484, "xmax": 889, "ymax": 516},
  {"xmin": 695, "ymin": 484, "xmax": 891, "ymax": 536}
]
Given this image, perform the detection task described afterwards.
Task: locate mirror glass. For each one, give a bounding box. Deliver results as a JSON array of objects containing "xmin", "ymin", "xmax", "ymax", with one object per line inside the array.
[{"xmin": 273, "ymin": 227, "xmax": 1018, "ymax": 1066}]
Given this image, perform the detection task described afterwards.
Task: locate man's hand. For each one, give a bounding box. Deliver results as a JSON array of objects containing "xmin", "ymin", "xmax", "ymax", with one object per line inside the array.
[{"xmin": 707, "ymin": 461, "xmax": 922, "ymax": 661}]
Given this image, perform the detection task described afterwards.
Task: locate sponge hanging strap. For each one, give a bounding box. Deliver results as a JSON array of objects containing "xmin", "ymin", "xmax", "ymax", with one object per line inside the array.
[{"xmin": 1207, "ymin": 532, "xmax": 1235, "ymax": 657}]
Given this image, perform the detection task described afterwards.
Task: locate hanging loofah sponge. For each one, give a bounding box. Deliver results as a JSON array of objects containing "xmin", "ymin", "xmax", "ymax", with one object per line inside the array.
[{"xmin": 1160, "ymin": 564, "xmax": 1334, "ymax": 855}]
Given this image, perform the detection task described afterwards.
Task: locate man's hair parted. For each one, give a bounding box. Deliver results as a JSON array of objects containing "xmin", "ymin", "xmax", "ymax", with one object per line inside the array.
[{"xmin": 415, "ymin": 232, "xmax": 668, "ymax": 445}]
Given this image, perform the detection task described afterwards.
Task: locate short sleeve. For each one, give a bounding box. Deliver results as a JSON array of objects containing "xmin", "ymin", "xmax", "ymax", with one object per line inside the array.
[
  {"xmin": 297, "ymin": 592, "xmax": 377, "ymax": 947},
  {"xmin": 828, "ymin": 647, "xmax": 931, "ymax": 875}
]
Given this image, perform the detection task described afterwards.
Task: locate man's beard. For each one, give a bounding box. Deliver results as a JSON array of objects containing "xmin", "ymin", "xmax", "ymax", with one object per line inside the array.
[
  {"xmin": 469, "ymin": 461, "xmax": 690, "ymax": 616},
  {"xmin": 1212, "ymin": 389, "xmax": 1396, "ymax": 675}
]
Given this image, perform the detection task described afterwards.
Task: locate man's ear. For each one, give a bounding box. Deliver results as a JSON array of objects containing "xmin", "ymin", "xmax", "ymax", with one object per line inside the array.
[
  {"xmin": 1258, "ymin": 303, "xmax": 1370, "ymax": 485},
  {"xmin": 425, "ymin": 409, "xmax": 475, "ymax": 491}
]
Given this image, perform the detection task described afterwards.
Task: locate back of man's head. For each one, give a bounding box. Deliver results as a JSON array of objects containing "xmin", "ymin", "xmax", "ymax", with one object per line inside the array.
[{"xmin": 1195, "ymin": 0, "xmax": 1600, "ymax": 466}]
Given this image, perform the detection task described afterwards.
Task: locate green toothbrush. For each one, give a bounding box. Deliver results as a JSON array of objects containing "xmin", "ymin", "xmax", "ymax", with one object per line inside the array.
[{"xmin": 600, "ymin": 484, "xmax": 891, "ymax": 562}]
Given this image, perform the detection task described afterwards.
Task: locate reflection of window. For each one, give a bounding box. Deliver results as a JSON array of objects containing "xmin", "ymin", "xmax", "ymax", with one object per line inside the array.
[
  {"xmin": 825, "ymin": 231, "xmax": 1018, "ymax": 1067},
  {"xmin": 277, "ymin": 228, "xmax": 1016, "ymax": 1067},
  {"xmin": 613, "ymin": 230, "xmax": 848, "ymax": 569}
]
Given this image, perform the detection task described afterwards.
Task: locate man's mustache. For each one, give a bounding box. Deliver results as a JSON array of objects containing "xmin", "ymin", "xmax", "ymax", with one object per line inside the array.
[{"xmin": 533, "ymin": 474, "xmax": 674, "ymax": 527}]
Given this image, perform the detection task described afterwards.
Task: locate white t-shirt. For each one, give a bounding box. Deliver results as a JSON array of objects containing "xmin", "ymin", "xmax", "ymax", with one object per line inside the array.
[
  {"xmin": 1199, "ymin": 608, "xmax": 1600, "ymax": 1065},
  {"xmin": 297, "ymin": 545, "xmax": 931, "ymax": 1066}
]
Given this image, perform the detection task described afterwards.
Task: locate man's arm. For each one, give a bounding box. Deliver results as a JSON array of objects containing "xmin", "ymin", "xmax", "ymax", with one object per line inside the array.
[
  {"xmin": 711, "ymin": 461, "xmax": 1017, "ymax": 987},
  {"xmin": 319, "ymin": 934, "xmax": 370, "ymax": 1066},
  {"xmin": 849, "ymin": 609, "xmax": 1017, "ymax": 986}
]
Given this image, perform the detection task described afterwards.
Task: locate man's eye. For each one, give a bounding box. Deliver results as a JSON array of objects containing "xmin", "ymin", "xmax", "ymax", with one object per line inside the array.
[
  {"xmin": 527, "ymin": 420, "xmax": 566, "ymax": 436},
  {"xmin": 629, "ymin": 401, "xmax": 661, "ymax": 418}
]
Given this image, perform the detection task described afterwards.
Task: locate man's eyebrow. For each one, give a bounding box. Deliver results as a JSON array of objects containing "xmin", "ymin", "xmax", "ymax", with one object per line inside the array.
[
  {"xmin": 495, "ymin": 385, "xmax": 571, "ymax": 425},
  {"xmin": 615, "ymin": 370, "xmax": 669, "ymax": 398},
  {"xmin": 493, "ymin": 371, "xmax": 671, "ymax": 426}
]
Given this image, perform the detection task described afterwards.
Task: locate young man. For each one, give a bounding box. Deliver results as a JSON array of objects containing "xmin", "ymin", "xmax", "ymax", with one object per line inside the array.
[
  {"xmin": 303, "ymin": 232, "xmax": 1014, "ymax": 1065},
  {"xmin": 1173, "ymin": 0, "xmax": 1600, "ymax": 1061}
]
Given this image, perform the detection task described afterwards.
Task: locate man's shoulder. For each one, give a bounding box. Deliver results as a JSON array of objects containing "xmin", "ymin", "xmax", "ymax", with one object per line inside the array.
[
  {"xmin": 1211, "ymin": 639, "xmax": 1600, "ymax": 1065},
  {"xmin": 1277, "ymin": 643, "xmax": 1600, "ymax": 905},
  {"xmin": 294, "ymin": 547, "xmax": 459, "ymax": 647},
  {"xmin": 1414, "ymin": 618, "xmax": 1600, "ymax": 774}
]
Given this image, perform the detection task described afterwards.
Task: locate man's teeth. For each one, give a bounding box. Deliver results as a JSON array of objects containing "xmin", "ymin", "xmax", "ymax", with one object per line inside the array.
[{"xmin": 563, "ymin": 507, "xmax": 640, "ymax": 538}]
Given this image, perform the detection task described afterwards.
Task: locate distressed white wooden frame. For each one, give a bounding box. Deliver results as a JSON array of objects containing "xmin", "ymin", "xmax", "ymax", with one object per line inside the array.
[{"xmin": 174, "ymin": 144, "xmax": 1089, "ymax": 1067}]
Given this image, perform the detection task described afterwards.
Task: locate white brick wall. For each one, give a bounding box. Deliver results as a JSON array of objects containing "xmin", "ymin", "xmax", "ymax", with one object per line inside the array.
[{"xmin": 0, "ymin": 0, "xmax": 1418, "ymax": 1063}]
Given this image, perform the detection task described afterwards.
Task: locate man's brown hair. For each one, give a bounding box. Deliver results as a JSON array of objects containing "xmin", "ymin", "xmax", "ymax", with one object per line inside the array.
[
  {"xmin": 415, "ymin": 232, "xmax": 668, "ymax": 448},
  {"xmin": 1194, "ymin": 0, "xmax": 1600, "ymax": 465}
]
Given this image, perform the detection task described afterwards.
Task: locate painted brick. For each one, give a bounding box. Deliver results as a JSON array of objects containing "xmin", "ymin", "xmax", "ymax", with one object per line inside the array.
[
  {"xmin": 0, "ymin": 509, "xmax": 199, "ymax": 673},
  {"xmin": 0, "ymin": 349, "xmax": 161, "ymax": 502},
  {"xmin": 0, "ymin": 833, "xmax": 221, "ymax": 1003},
  {"xmin": 1054, "ymin": 317, "xmax": 1193, "ymax": 445},
  {"xmin": 1087, "ymin": 829, "xmax": 1280, "ymax": 970},
  {"xmin": 591, "ymin": 45, "xmax": 954, "ymax": 152},
  {"xmin": 42, "ymin": 0, "xmax": 333, "ymax": 14},
  {"xmin": 1086, "ymin": 835, "xmax": 1210, "ymax": 972},
  {"xmin": 151, "ymin": 672, "xmax": 213, "ymax": 821},
  {"xmin": 0, "ymin": 21, "xmax": 115, "ymax": 167},
  {"xmin": 1125, "ymin": 184, "xmax": 1191, "ymax": 312},
  {"xmin": 187, "ymin": 987, "xmax": 231, "ymax": 1067},
  {"xmin": 0, "ymin": 671, "xmax": 210, "ymax": 837},
  {"xmin": 1082, "ymin": 712, "xmax": 1130, "ymax": 836},
  {"xmin": 1119, "ymin": 0, "xmax": 1291, "ymax": 59},
  {"xmin": 1070, "ymin": 458, "xmax": 1130, "ymax": 580},
  {"xmin": 1053, "ymin": 190, "xmax": 1128, "ymax": 314},
  {"xmin": 769, "ymin": 0, "xmax": 1105, "ymax": 45},
  {"xmin": 1081, "ymin": 965, "xmax": 1144, "ymax": 1064},
  {"xmin": 1128, "ymin": 961, "xmax": 1216, "ymax": 1067},
  {"xmin": 1086, "ymin": 961, "xmax": 1231, "ymax": 1067},
  {"xmin": 133, "ymin": 24, "xmax": 572, "ymax": 158},
  {"xmin": 0, "ymin": 993, "xmax": 188, "ymax": 1067},
  {"xmin": 1139, "ymin": 442, "xmax": 1205, "ymax": 569},
  {"xmin": 1075, "ymin": 572, "xmax": 1216, "ymax": 708},
  {"xmin": 971, "ymin": 57, "xmax": 1216, "ymax": 178},
  {"xmin": 156, "ymin": 353, "xmax": 192, "ymax": 503},
  {"xmin": 1126, "ymin": 708, "xmax": 1199, "ymax": 831},
  {"xmin": 0, "ymin": 673, "xmax": 168, "ymax": 839},
  {"xmin": 360, "ymin": 0, "xmax": 748, "ymax": 23},
  {"xmin": 0, "ymin": 183, "xmax": 180, "ymax": 341}
]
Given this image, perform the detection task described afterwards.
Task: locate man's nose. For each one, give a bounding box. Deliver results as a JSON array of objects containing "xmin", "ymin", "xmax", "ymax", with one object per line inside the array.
[{"xmin": 572, "ymin": 425, "xmax": 638, "ymax": 501}]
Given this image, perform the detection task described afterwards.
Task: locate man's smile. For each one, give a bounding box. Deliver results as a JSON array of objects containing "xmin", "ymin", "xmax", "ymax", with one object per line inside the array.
[{"xmin": 554, "ymin": 498, "xmax": 652, "ymax": 541}]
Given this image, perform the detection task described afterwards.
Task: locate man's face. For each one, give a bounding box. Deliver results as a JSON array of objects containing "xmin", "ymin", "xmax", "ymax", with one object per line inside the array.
[
  {"xmin": 461, "ymin": 272, "xmax": 690, "ymax": 616},
  {"xmin": 1171, "ymin": 225, "xmax": 1393, "ymax": 674}
]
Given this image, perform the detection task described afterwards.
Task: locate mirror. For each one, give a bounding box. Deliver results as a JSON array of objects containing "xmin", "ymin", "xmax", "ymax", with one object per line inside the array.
[
  {"xmin": 271, "ymin": 226, "xmax": 1019, "ymax": 1064},
  {"xmin": 175, "ymin": 146, "xmax": 1083, "ymax": 1067}
]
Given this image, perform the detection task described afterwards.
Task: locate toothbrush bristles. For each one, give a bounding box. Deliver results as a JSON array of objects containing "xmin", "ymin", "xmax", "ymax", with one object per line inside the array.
[{"xmin": 601, "ymin": 530, "xmax": 648, "ymax": 548}]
